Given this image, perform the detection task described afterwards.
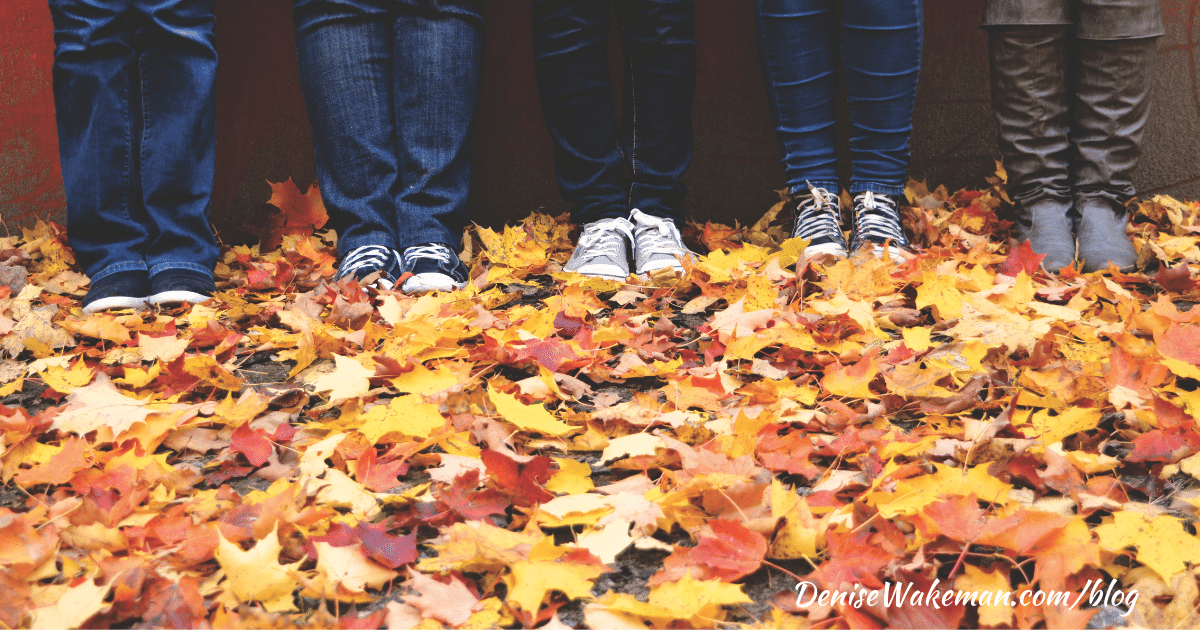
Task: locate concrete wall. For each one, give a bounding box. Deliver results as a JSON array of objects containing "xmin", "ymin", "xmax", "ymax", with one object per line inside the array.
[{"xmin": 3, "ymin": 0, "xmax": 1200, "ymax": 239}]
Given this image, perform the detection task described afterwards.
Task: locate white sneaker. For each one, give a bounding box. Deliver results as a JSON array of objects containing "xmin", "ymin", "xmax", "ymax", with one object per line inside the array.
[
  {"xmin": 564, "ymin": 217, "xmax": 635, "ymax": 279},
  {"xmin": 630, "ymin": 209, "xmax": 694, "ymax": 276}
]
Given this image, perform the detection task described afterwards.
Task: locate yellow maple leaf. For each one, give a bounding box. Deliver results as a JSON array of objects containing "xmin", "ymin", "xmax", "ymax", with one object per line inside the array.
[
  {"xmin": 138, "ymin": 332, "xmax": 189, "ymax": 363},
  {"xmin": 356, "ymin": 395, "xmax": 448, "ymax": 444},
  {"xmin": 505, "ymin": 557, "xmax": 607, "ymax": 619},
  {"xmin": 488, "ymin": 385, "xmax": 573, "ymax": 436},
  {"xmin": 29, "ymin": 578, "xmax": 111, "ymax": 630},
  {"xmin": 954, "ymin": 563, "xmax": 1014, "ymax": 627},
  {"xmin": 310, "ymin": 354, "xmax": 373, "ymax": 402},
  {"xmin": 51, "ymin": 373, "xmax": 173, "ymax": 438},
  {"xmin": 215, "ymin": 525, "xmax": 302, "ymax": 612},
  {"xmin": 586, "ymin": 573, "xmax": 751, "ymax": 626},
  {"xmin": 546, "ymin": 458, "xmax": 594, "ymax": 495},
  {"xmin": 822, "ymin": 353, "xmax": 879, "ymax": 399},
  {"xmin": 915, "ymin": 268, "xmax": 963, "ymax": 319},
  {"xmin": 1095, "ymin": 511, "xmax": 1200, "ymax": 582}
]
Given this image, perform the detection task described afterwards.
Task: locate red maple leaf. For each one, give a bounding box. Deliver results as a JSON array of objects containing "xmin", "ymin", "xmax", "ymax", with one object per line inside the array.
[
  {"xmin": 998, "ymin": 240, "xmax": 1047, "ymax": 277},
  {"xmin": 244, "ymin": 178, "xmax": 330, "ymax": 250},
  {"xmin": 355, "ymin": 448, "xmax": 409, "ymax": 492},
  {"xmin": 480, "ymin": 449, "xmax": 554, "ymax": 507},
  {"xmin": 1156, "ymin": 264, "xmax": 1197, "ymax": 293},
  {"xmin": 356, "ymin": 521, "xmax": 418, "ymax": 569},
  {"xmin": 229, "ymin": 423, "xmax": 273, "ymax": 467},
  {"xmin": 649, "ymin": 519, "xmax": 766, "ymax": 585},
  {"xmin": 436, "ymin": 469, "xmax": 510, "ymax": 521},
  {"xmin": 1158, "ymin": 323, "xmax": 1200, "ymax": 365}
]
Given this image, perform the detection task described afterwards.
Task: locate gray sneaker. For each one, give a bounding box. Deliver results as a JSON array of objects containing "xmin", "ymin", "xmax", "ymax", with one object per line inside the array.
[
  {"xmin": 630, "ymin": 209, "xmax": 695, "ymax": 276},
  {"xmin": 564, "ymin": 217, "xmax": 635, "ymax": 279}
]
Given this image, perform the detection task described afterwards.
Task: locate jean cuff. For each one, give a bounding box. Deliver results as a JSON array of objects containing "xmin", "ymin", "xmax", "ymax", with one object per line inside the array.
[
  {"xmin": 397, "ymin": 231, "xmax": 461, "ymax": 253},
  {"xmin": 790, "ymin": 181, "xmax": 840, "ymax": 197},
  {"xmin": 338, "ymin": 235, "xmax": 400, "ymax": 259},
  {"xmin": 90, "ymin": 260, "xmax": 149, "ymax": 283},
  {"xmin": 849, "ymin": 182, "xmax": 906, "ymax": 196},
  {"xmin": 149, "ymin": 261, "xmax": 213, "ymax": 278}
]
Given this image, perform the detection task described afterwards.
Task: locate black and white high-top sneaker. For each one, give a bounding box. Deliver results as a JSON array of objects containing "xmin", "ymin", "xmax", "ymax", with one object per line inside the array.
[
  {"xmin": 849, "ymin": 192, "xmax": 909, "ymax": 263},
  {"xmin": 399, "ymin": 243, "xmax": 469, "ymax": 293},
  {"xmin": 337, "ymin": 245, "xmax": 403, "ymax": 290},
  {"xmin": 792, "ymin": 186, "xmax": 849, "ymax": 259}
]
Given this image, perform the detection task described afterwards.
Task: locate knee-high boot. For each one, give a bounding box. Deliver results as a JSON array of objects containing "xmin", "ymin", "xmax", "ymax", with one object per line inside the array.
[
  {"xmin": 1072, "ymin": 37, "xmax": 1158, "ymax": 273},
  {"xmin": 988, "ymin": 26, "xmax": 1077, "ymax": 272}
]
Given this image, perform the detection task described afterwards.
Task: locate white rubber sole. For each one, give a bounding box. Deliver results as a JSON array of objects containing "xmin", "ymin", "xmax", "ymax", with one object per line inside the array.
[
  {"xmin": 801, "ymin": 241, "xmax": 849, "ymax": 259},
  {"xmin": 83, "ymin": 296, "xmax": 147, "ymax": 314},
  {"xmin": 148, "ymin": 290, "xmax": 212, "ymax": 307},
  {"xmin": 852, "ymin": 243, "xmax": 907, "ymax": 264},
  {"xmin": 401, "ymin": 273, "xmax": 468, "ymax": 293},
  {"xmin": 565, "ymin": 262, "xmax": 629, "ymax": 280}
]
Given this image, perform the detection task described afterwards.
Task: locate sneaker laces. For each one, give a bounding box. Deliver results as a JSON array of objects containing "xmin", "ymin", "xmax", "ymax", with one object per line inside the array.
[
  {"xmin": 632, "ymin": 213, "xmax": 686, "ymax": 252},
  {"xmin": 793, "ymin": 186, "xmax": 844, "ymax": 243},
  {"xmin": 402, "ymin": 243, "xmax": 457, "ymax": 267},
  {"xmin": 854, "ymin": 192, "xmax": 908, "ymax": 247},
  {"xmin": 577, "ymin": 219, "xmax": 634, "ymax": 259},
  {"xmin": 339, "ymin": 245, "xmax": 395, "ymax": 278}
]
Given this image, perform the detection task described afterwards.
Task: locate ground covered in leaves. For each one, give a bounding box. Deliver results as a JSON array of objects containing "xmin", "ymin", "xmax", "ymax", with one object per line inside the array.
[{"xmin": 3, "ymin": 174, "xmax": 1200, "ymax": 629}]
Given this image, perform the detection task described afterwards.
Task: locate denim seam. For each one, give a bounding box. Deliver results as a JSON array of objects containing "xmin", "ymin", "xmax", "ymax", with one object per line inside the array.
[
  {"xmin": 139, "ymin": 53, "xmax": 149, "ymax": 174},
  {"xmin": 627, "ymin": 53, "xmax": 638, "ymax": 211},
  {"xmin": 92, "ymin": 260, "xmax": 149, "ymax": 284},
  {"xmin": 148, "ymin": 261, "xmax": 212, "ymax": 277}
]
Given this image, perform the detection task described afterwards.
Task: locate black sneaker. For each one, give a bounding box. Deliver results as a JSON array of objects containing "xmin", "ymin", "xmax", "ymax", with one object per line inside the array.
[
  {"xmin": 792, "ymin": 186, "xmax": 849, "ymax": 259},
  {"xmin": 849, "ymin": 192, "xmax": 909, "ymax": 262},
  {"xmin": 399, "ymin": 243, "xmax": 468, "ymax": 293},
  {"xmin": 83, "ymin": 270, "xmax": 150, "ymax": 314},
  {"xmin": 148, "ymin": 269, "xmax": 216, "ymax": 307},
  {"xmin": 337, "ymin": 245, "xmax": 403, "ymax": 290}
]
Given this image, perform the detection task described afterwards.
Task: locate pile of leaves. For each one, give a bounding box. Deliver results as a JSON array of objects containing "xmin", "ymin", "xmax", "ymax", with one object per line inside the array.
[{"xmin": 2, "ymin": 172, "xmax": 1200, "ymax": 629}]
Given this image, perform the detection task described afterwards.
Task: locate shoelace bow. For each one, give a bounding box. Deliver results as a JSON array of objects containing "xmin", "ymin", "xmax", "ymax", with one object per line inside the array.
[
  {"xmin": 855, "ymin": 192, "xmax": 907, "ymax": 245},
  {"xmin": 339, "ymin": 246, "xmax": 394, "ymax": 277},
  {"xmin": 794, "ymin": 187, "xmax": 843, "ymax": 241},
  {"xmin": 578, "ymin": 220, "xmax": 632, "ymax": 258},
  {"xmin": 403, "ymin": 244, "xmax": 456, "ymax": 266},
  {"xmin": 634, "ymin": 215, "xmax": 685, "ymax": 250}
]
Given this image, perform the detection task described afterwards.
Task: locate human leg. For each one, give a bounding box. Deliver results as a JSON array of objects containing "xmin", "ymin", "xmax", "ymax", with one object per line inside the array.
[
  {"xmin": 1072, "ymin": 35, "xmax": 1159, "ymax": 272},
  {"xmin": 48, "ymin": 0, "xmax": 152, "ymax": 309},
  {"xmin": 988, "ymin": 26, "xmax": 1076, "ymax": 271}
]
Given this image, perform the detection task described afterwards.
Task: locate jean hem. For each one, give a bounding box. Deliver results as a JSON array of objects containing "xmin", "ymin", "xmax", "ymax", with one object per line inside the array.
[
  {"xmin": 148, "ymin": 261, "xmax": 213, "ymax": 278},
  {"xmin": 90, "ymin": 261, "xmax": 149, "ymax": 283},
  {"xmin": 338, "ymin": 235, "xmax": 400, "ymax": 257},
  {"xmin": 789, "ymin": 181, "xmax": 841, "ymax": 196},
  {"xmin": 849, "ymin": 182, "xmax": 906, "ymax": 196},
  {"xmin": 396, "ymin": 233, "xmax": 462, "ymax": 252}
]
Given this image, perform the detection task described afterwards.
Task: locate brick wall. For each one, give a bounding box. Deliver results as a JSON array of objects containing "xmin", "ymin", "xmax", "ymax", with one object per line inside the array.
[{"xmin": 3, "ymin": 0, "xmax": 1198, "ymax": 238}]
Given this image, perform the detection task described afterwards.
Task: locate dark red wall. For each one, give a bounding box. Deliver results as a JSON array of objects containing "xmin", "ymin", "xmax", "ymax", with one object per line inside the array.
[{"xmin": 5, "ymin": 1, "xmax": 1200, "ymax": 239}]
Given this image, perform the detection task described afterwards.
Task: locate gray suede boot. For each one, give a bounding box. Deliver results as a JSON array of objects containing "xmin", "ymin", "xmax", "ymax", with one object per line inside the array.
[
  {"xmin": 1071, "ymin": 37, "xmax": 1158, "ymax": 273},
  {"xmin": 989, "ymin": 27, "xmax": 1077, "ymax": 272}
]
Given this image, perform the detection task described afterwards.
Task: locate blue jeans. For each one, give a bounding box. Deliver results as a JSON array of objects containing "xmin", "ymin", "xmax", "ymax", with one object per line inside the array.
[
  {"xmin": 48, "ymin": 0, "xmax": 220, "ymax": 282},
  {"xmin": 293, "ymin": 0, "xmax": 483, "ymax": 256},
  {"xmin": 532, "ymin": 0, "xmax": 696, "ymax": 226},
  {"xmin": 758, "ymin": 0, "xmax": 923, "ymax": 196}
]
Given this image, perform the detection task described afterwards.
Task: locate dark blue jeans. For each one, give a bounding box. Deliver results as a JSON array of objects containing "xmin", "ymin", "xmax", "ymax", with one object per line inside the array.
[
  {"xmin": 532, "ymin": 0, "xmax": 696, "ymax": 226},
  {"xmin": 48, "ymin": 0, "xmax": 220, "ymax": 283},
  {"xmin": 758, "ymin": 0, "xmax": 923, "ymax": 197},
  {"xmin": 293, "ymin": 0, "xmax": 483, "ymax": 256}
]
